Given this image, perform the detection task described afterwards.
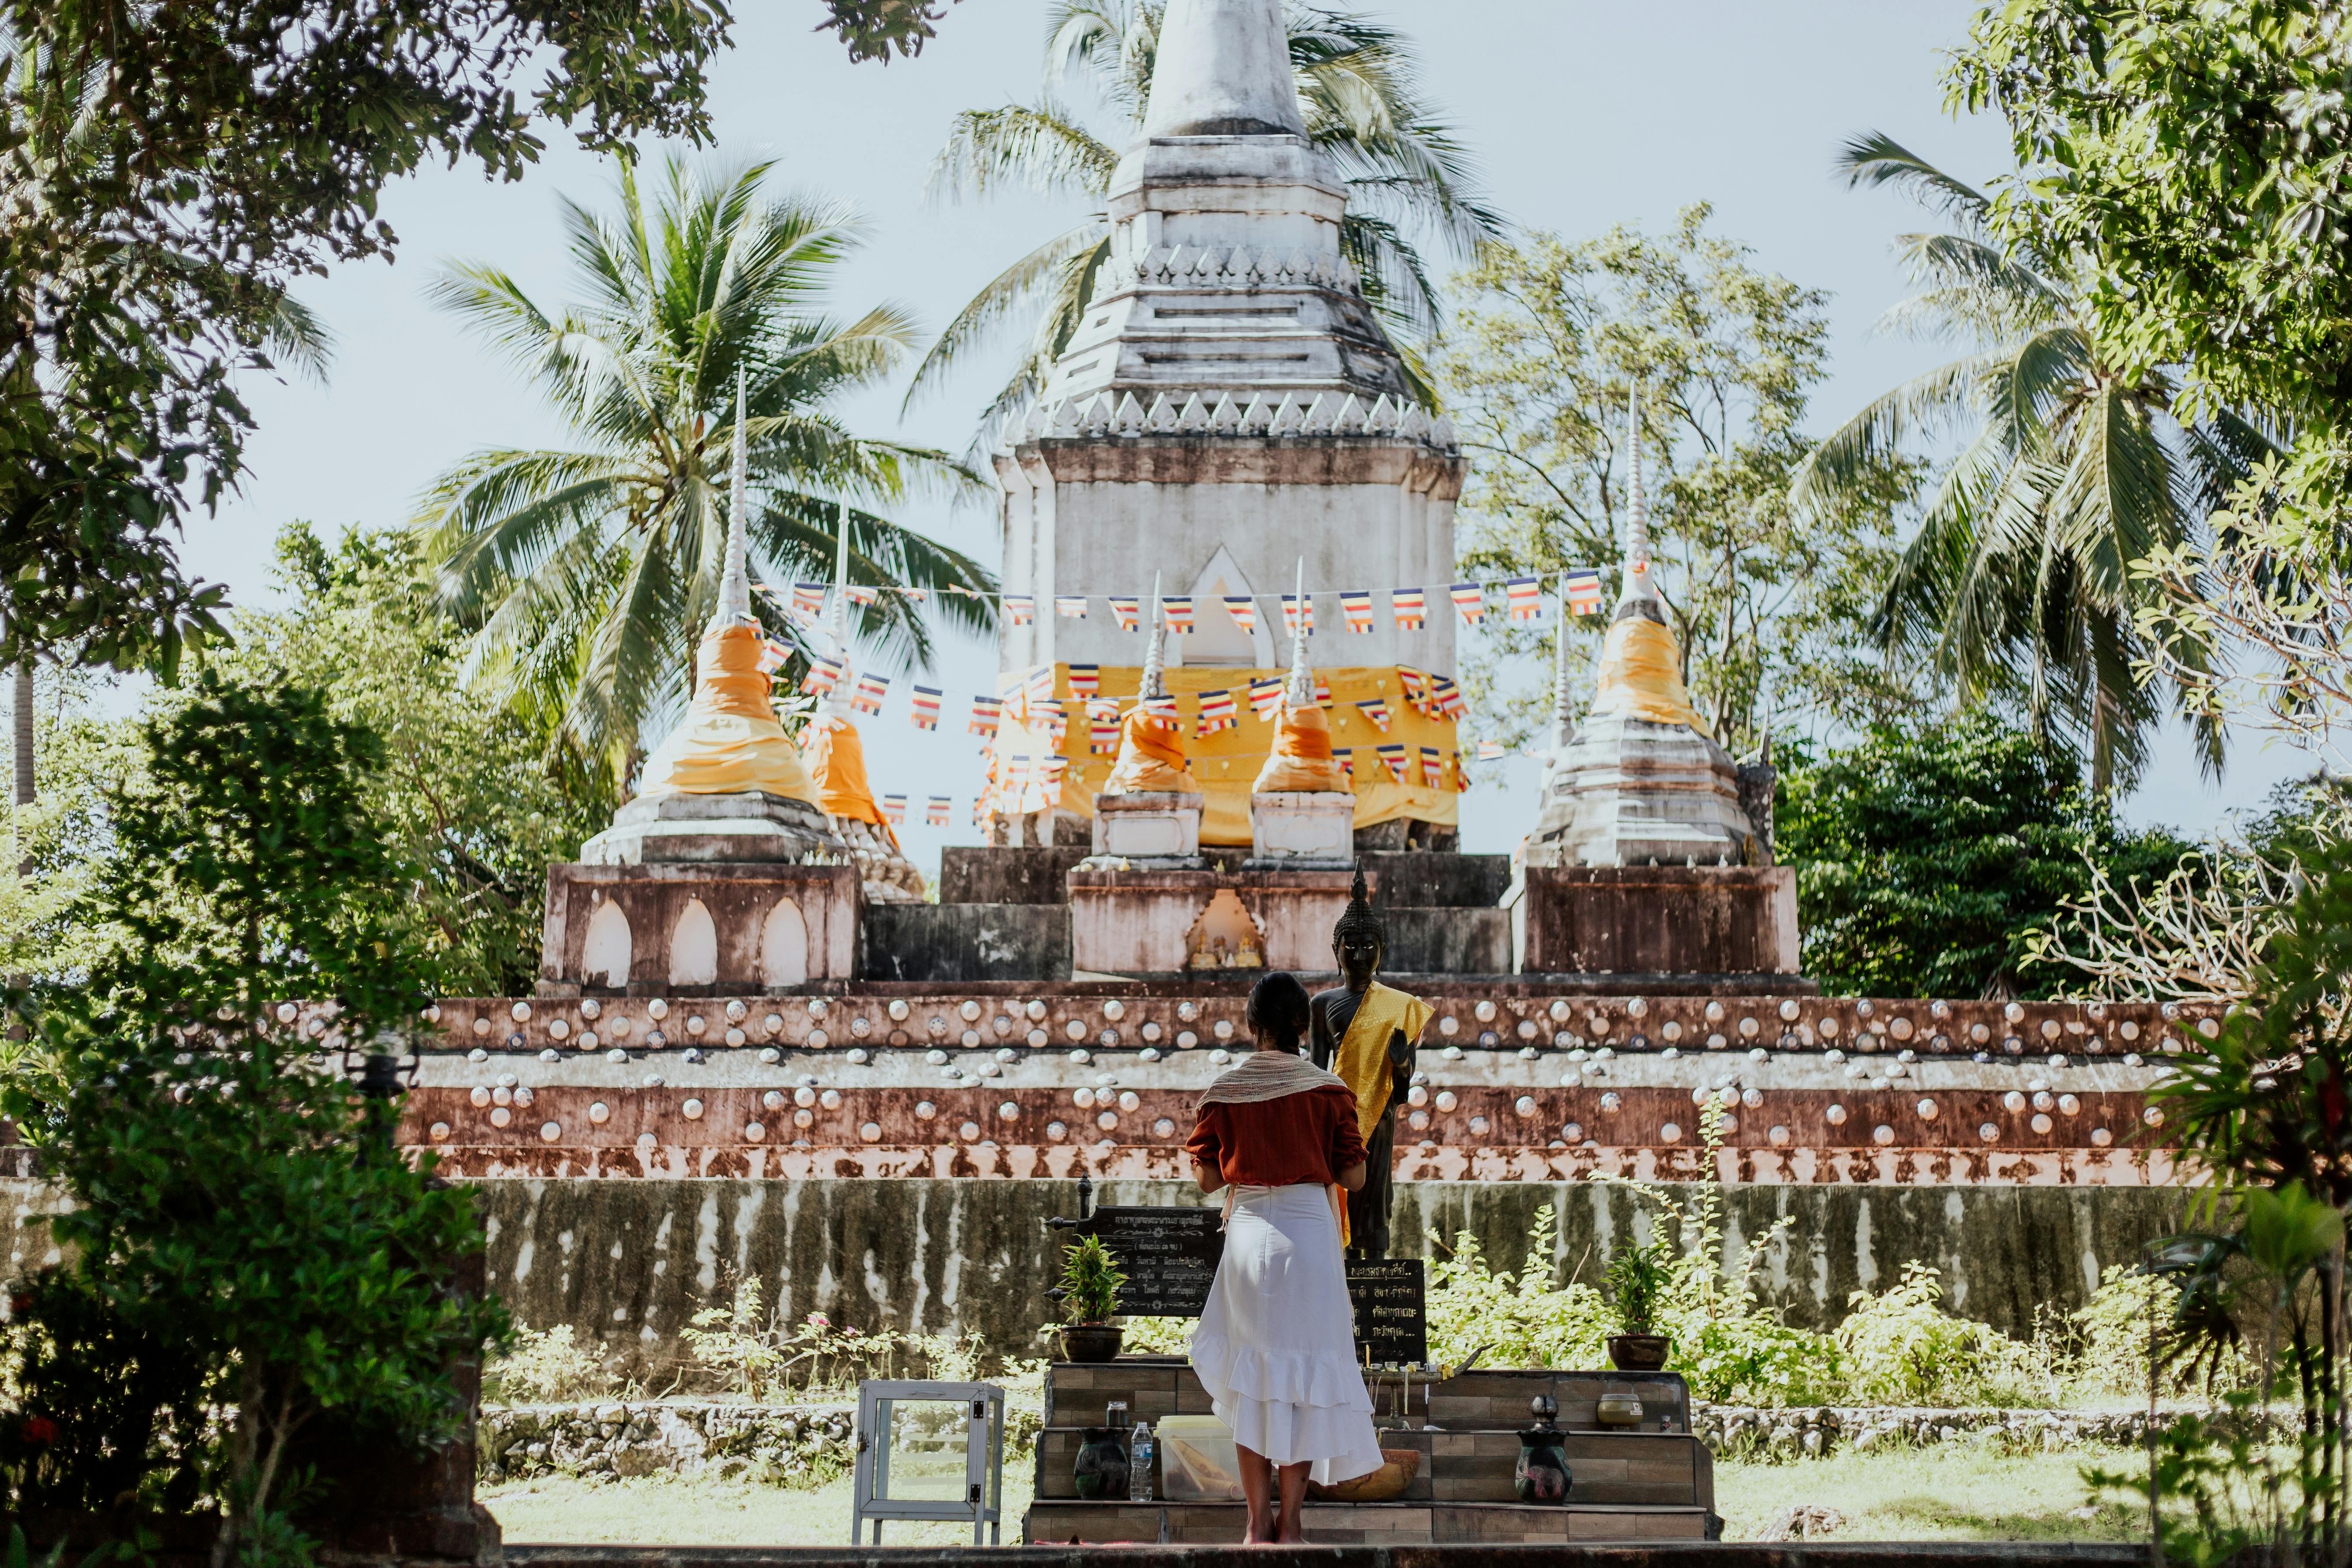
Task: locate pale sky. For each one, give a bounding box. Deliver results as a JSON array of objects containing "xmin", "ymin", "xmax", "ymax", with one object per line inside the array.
[{"xmin": 156, "ymin": 0, "xmax": 2287, "ymax": 873}]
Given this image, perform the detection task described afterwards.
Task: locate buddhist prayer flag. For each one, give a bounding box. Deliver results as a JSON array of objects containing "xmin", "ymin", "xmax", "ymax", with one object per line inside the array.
[
  {"xmin": 1422, "ymin": 746, "xmax": 1443, "ymax": 784},
  {"xmin": 1196, "ymin": 689, "xmax": 1238, "ymax": 736},
  {"xmin": 802, "ymin": 654, "xmax": 845, "ymax": 696},
  {"xmin": 1055, "ymin": 595, "xmax": 1088, "ymax": 619},
  {"xmin": 1043, "ymin": 708, "xmax": 1068, "ymax": 746},
  {"xmin": 1398, "ymin": 666, "xmax": 1429, "ymax": 711},
  {"xmin": 1355, "ymin": 697, "xmax": 1391, "ymax": 732},
  {"xmin": 1340, "ymin": 591, "xmax": 1374, "ymax": 633},
  {"xmin": 1337, "ymin": 750, "xmax": 1355, "ymax": 777},
  {"xmin": 1068, "ymin": 663, "xmax": 1101, "ymax": 698},
  {"xmin": 1143, "ymin": 693, "xmax": 1181, "ymax": 723},
  {"xmin": 1109, "ymin": 595, "xmax": 1141, "ymax": 631},
  {"xmin": 1246, "ymin": 679, "xmax": 1285, "ymax": 719},
  {"xmin": 1006, "ymin": 595, "xmax": 1035, "ymax": 626},
  {"xmin": 791, "ymin": 583, "xmax": 826, "ymax": 619},
  {"xmin": 926, "ymin": 796, "xmax": 951, "ymax": 826},
  {"xmin": 756, "ymin": 638, "xmax": 791, "ymax": 675},
  {"xmin": 900, "ymin": 587, "xmax": 930, "ymax": 603},
  {"xmin": 1476, "ymin": 740, "xmax": 1505, "ymax": 762},
  {"xmin": 1165, "ymin": 597, "xmax": 1195, "ymax": 633},
  {"xmin": 1432, "ymin": 675, "xmax": 1467, "ymax": 719},
  {"xmin": 881, "ymin": 794, "xmax": 907, "ymax": 825},
  {"xmin": 1022, "ymin": 666, "xmax": 1056, "ymax": 715},
  {"xmin": 908, "ymin": 685, "xmax": 942, "ymax": 729},
  {"xmin": 1391, "ymin": 588, "xmax": 1426, "ymax": 630},
  {"xmin": 1281, "ymin": 593, "xmax": 1314, "ymax": 636},
  {"xmin": 1088, "ymin": 702, "xmax": 1122, "ymax": 753},
  {"xmin": 1565, "ymin": 569, "xmax": 1605, "ymax": 614},
  {"xmin": 1506, "ymin": 576, "xmax": 1544, "ymax": 621},
  {"xmin": 1377, "ymin": 743, "xmax": 1409, "ymax": 782},
  {"xmin": 845, "ymin": 585, "xmax": 878, "ymax": 607},
  {"xmin": 1450, "ymin": 583, "xmax": 1485, "ymax": 625},
  {"xmin": 1223, "ymin": 595, "xmax": 1258, "ymax": 633},
  {"xmin": 1315, "ymin": 674, "xmax": 1332, "ymax": 706},
  {"xmin": 851, "ymin": 673, "xmax": 890, "ymax": 715},
  {"xmin": 972, "ymin": 796, "xmax": 988, "ymax": 825},
  {"xmin": 968, "ymin": 696, "xmax": 1002, "ymax": 736},
  {"xmin": 1041, "ymin": 755, "xmax": 1068, "ymax": 806}
]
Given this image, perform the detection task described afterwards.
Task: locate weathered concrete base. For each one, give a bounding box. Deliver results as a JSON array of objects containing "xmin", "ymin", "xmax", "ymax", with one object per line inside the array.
[
  {"xmin": 508, "ymin": 1547, "xmax": 2147, "ymax": 1567},
  {"xmin": 1090, "ymin": 791, "xmax": 1205, "ymax": 864},
  {"xmin": 578, "ymin": 791, "xmax": 842, "ymax": 866},
  {"xmin": 1507, "ymin": 866, "xmax": 1799, "ymax": 978},
  {"xmin": 1247, "ymin": 789, "xmax": 1356, "ymax": 866},
  {"xmin": 539, "ymin": 863, "xmax": 861, "ymax": 994},
  {"xmin": 939, "ymin": 846, "xmax": 1091, "ymax": 905},
  {"xmin": 1069, "ymin": 867, "xmax": 1359, "ymax": 975},
  {"xmin": 859, "ymin": 904, "xmax": 1073, "ymax": 983}
]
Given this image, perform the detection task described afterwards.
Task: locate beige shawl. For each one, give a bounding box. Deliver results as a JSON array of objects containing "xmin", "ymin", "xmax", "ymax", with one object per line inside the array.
[{"xmin": 1192, "ymin": 1049, "xmax": 1352, "ymax": 1235}]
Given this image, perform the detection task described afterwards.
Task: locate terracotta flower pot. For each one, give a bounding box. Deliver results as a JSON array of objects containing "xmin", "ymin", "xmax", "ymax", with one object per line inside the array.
[
  {"xmin": 1606, "ymin": 1332, "xmax": 1671, "ymax": 1371},
  {"xmin": 1059, "ymin": 1322, "xmax": 1125, "ymax": 1363}
]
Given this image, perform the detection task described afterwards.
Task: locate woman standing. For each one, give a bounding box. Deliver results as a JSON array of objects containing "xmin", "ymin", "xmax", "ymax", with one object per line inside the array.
[{"xmin": 1186, "ymin": 971, "xmax": 1383, "ymax": 1545}]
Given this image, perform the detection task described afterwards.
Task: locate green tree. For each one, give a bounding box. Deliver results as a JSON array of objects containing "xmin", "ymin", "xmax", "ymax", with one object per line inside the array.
[
  {"xmin": 2, "ymin": 673, "xmax": 508, "ymax": 1565},
  {"xmin": 1789, "ymin": 135, "xmax": 2274, "ymax": 791},
  {"xmin": 0, "ymin": 0, "xmax": 734, "ymax": 669},
  {"xmin": 910, "ymin": 0, "xmax": 1501, "ymax": 441},
  {"xmin": 820, "ymin": 0, "xmax": 971, "ymax": 62},
  {"xmin": 417, "ymin": 157, "xmax": 994, "ymax": 789},
  {"xmin": 1441, "ymin": 208, "xmax": 1918, "ymax": 755},
  {"xmin": 1776, "ymin": 712, "xmax": 2193, "ymax": 998}
]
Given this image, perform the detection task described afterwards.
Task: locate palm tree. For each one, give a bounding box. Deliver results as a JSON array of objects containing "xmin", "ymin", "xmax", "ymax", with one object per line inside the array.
[
  {"xmin": 910, "ymin": 0, "xmax": 1502, "ymax": 446},
  {"xmin": 416, "ymin": 158, "xmax": 995, "ymax": 791},
  {"xmin": 1790, "ymin": 133, "xmax": 2275, "ymax": 791}
]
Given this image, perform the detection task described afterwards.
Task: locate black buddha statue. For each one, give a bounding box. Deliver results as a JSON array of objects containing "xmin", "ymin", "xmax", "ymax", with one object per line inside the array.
[{"xmin": 1308, "ymin": 868, "xmax": 1431, "ymax": 1259}]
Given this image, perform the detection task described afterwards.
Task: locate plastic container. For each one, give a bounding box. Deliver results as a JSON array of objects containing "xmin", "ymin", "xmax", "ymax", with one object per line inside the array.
[{"xmin": 1156, "ymin": 1415, "xmax": 1243, "ymax": 1502}]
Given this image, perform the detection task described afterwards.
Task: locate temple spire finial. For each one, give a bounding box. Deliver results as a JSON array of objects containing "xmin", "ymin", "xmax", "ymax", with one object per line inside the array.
[
  {"xmin": 1141, "ymin": 571, "xmax": 1169, "ymax": 702},
  {"xmin": 826, "ymin": 501, "xmax": 854, "ymax": 718},
  {"xmin": 714, "ymin": 368, "xmax": 753, "ymax": 628},
  {"xmin": 1620, "ymin": 381, "xmax": 1658, "ymax": 610},
  {"xmin": 1285, "ymin": 556, "xmax": 1313, "ymax": 708},
  {"xmin": 1141, "ymin": 0, "xmax": 1307, "ymax": 140},
  {"xmin": 1551, "ymin": 586, "xmax": 1576, "ymax": 725}
]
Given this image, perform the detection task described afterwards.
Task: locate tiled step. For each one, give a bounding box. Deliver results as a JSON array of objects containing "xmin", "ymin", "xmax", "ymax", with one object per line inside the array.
[
  {"xmin": 1043, "ymin": 1360, "xmax": 1691, "ymax": 1437},
  {"xmin": 1034, "ymin": 1426, "xmax": 1711, "ymax": 1508},
  {"xmin": 1022, "ymin": 1499, "xmax": 1714, "ymax": 1545}
]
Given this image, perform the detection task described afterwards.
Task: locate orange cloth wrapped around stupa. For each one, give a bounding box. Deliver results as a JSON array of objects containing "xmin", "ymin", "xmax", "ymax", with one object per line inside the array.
[
  {"xmin": 1590, "ymin": 612, "xmax": 1704, "ymax": 730},
  {"xmin": 1251, "ymin": 697, "xmax": 1351, "ymax": 792},
  {"xmin": 1102, "ymin": 707, "xmax": 1200, "ymax": 794},
  {"xmin": 808, "ymin": 716, "xmax": 899, "ymax": 842},
  {"xmin": 636, "ymin": 624, "xmax": 822, "ymax": 804}
]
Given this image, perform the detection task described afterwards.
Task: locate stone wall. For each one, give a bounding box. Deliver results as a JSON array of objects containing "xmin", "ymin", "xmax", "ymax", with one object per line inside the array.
[{"xmin": 446, "ymin": 1178, "xmax": 2183, "ymax": 1376}]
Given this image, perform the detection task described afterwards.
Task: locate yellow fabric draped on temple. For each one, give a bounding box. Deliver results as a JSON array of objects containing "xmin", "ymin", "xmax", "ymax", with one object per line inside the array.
[
  {"xmin": 636, "ymin": 624, "xmax": 822, "ymax": 804},
  {"xmin": 1251, "ymin": 698, "xmax": 1350, "ymax": 793}
]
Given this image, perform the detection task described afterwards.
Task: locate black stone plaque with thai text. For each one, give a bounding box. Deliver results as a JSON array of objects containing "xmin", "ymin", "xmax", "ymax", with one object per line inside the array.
[
  {"xmin": 1080, "ymin": 1206, "xmax": 1222, "ymax": 1316},
  {"xmin": 1346, "ymin": 1258, "xmax": 1427, "ymax": 1364}
]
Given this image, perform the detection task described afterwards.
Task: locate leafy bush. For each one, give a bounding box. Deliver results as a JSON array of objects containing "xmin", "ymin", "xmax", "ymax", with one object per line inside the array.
[
  {"xmin": 1426, "ymin": 1208, "xmax": 1613, "ymax": 1372},
  {"xmin": 1835, "ymin": 1262, "xmax": 2049, "ymax": 1406},
  {"xmin": 485, "ymin": 1325, "xmax": 615, "ymax": 1406}
]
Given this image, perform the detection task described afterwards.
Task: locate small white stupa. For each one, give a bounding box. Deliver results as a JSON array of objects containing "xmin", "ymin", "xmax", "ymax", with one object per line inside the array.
[{"xmin": 1526, "ymin": 388, "xmax": 1766, "ymax": 868}]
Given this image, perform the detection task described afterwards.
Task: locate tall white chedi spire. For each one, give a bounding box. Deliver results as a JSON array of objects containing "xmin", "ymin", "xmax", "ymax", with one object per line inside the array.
[
  {"xmin": 1284, "ymin": 557, "xmax": 1314, "ymax": 708},
  {"xmin": 826, "ymin": 502, "xmax": 855, "ymax": 720},
  {"xmin": 714, "ymin": 368, "xmax": 753, "ymax": 628},
  {"xmin": 1142, "ymin": 0, "xmax": 1308, "ymax": 138},
  {"xmin": 1617, "ymin": 381, "xmax": 1661, "ymax": 614}
]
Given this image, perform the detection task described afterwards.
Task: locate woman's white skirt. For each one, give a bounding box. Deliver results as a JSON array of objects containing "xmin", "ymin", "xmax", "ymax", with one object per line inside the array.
[{"xmin": 1188, "ymin": 1183, "xmax": 1383, "ymax": 1485}]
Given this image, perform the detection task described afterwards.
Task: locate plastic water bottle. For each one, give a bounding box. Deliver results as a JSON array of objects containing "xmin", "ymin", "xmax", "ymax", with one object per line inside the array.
[{"xmin": 1127, "ymin": 1421, "xmax": 1155, "ymax": 1502}]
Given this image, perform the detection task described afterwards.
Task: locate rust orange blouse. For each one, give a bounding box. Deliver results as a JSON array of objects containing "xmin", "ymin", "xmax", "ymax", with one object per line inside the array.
[{"xmin": 1186, "ymin": 1083, "xmax": 1367, "ymax": 1190}]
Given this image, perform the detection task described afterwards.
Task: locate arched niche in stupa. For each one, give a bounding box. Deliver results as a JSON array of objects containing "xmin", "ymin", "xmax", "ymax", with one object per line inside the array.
[
  {"xmin": 760, "ymin": 898, "xmax": 809, "ymax": 989},
  {"xmin": 668, "ymin": 898, "xmax": 719, "ymax": 987},
  {"xmin": 582, "ymin": 898, "xmax": 634, "ymax": 989},
  {"xmin": 1181, "ymin": 544, "xmax": 1275, "ymax": 668}
]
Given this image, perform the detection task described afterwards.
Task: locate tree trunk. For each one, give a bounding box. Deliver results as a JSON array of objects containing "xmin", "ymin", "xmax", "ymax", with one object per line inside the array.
[{"xmin": 11, "ymin": 654, "xmax": 30, "ymax": 815}]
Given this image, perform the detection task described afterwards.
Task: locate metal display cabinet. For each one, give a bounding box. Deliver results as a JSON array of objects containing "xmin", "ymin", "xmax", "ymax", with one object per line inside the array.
[{"xmin": 850, "ymin": 1380, "xmax": 1007, "ymax": 1545}]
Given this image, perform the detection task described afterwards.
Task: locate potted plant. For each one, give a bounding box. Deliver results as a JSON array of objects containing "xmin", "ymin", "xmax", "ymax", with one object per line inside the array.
[
  {"xmin": 1603, "ymin": 1240, "xmax": 1672, "ymax": 1371},
  {"xmin": 1055, "ymin": 1235, "xmax": 1127, "ymax": 1363}
]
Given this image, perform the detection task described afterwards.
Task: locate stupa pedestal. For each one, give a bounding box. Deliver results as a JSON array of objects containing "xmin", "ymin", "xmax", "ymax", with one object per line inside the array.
[
  {"xmin": 1069, "ymin": 865, "xmax": 1362, "ymax": 978},
  {"xmin": 1089, "ymin": 790, "xmax": 1206, "ymax": 867},
  {"xmin": 1506, "ymin": 864, "xmax": 1800, "ymax": 982},
  {"xmin": 540, "ymin": 860, "xmax": 862, "ymax": 996},
  {"xmin": 1247, "ymin": 790, "xmax": 1355, "ymax": 867},
  {"xmin": 580, "ymin": 791, "xmax": 839, "ymax": 866}
]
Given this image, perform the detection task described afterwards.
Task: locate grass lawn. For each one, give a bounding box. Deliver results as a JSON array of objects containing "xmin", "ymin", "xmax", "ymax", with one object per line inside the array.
[{"xmin": 483, "ymin": 1446, "xmax": 2147, "ymax": 1547}]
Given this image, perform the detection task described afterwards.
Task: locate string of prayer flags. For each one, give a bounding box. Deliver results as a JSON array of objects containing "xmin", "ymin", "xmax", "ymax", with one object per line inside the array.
[
  {"xmin": 1223, "ymin": 596, "xmax": 1258, "ymax": 633},
  {"xmin": 1476, "ymin": 740, "xmax": 1506, "ymax": 762},
  {"xmin": 756, "ymin": 638, "xmax": 791, "ymax": 676},
  {"xmin": 1143, "ymin": 692, "xmax": 1181, "ymax": 723},
  {"xmin": 1431, "ymin": 675, "xmax": 1468, "ymax": 718},
  {"xmin": 1341, "ymin": 591, "xmax": 1374, "ymax": 632},
  {"xmin": 1391, "ymin": 589, "xmax": 1426, "ymax": 630},
  {"xmin": 845, "ymin": 585, "xmax": 878, "ymax": 607},
  {"xmin": 1068, "ymin": 663, "xmax": 1101, "ymax": 698},
  {"xmin": 1566, "ymin": 569, "xmax": 1605, "ymax": 614},
  {"xmin": 902, "ymin": 587, "xmax": 930, "ymax": 603},
  {"xmin": 881, "ymin": 794, "xmax": 907, "ymax": 825},
  {"xmin": 1166, "ymin": 597, "xmax": 1195, "ymax": 632},
  {"xmin": 1196, "ymin": 689, "xmax": 1238, "ymax": 736},
  {"xmin": 1356, "ymin": 697, "xmax": 1391, "ymax": 732},
  {"xmin": 927, "ymin": 796, "xmax": 952, "ymax": 826},
  {"xmin": 1006, "ymin": 596, "xmax": 1036, "ymax": 626},
  {"xmin": 851, "ymin": 673, "xmax": 890, "ymax": 715},
  {"xmin": 1281, "ymin": 593, "xmax": 1314, "ymax": 636},
  {"xmin": 1506, "ymin": 576, "xmax": 1544, "ymax": 621},
  {"xmin": 1109, "ymin": 595, "xmax": 1141, "ymax": 631},
  {"xmin": 1055, "ymin": 595, "xmax": 1088, "ymax": 619},
  {"xmin": 1377, "ymin": 743, "xmax": 1409, "ymax": 782},
  {"xmin": 968, "ymin": 697, "xmax": 1002, "ymax": 737},
  {"xmin": 972, "ymin": 795, "xmax": 988, "ymax": 826},
  {"xmin": 1247, "ymin": 679, "xmax": 1285, "ymax": 718},
  {"xmin": 1450, "ymin": 583, "xmax": 1486, "ymax": 625},
  {"xmin": 802, "ymin": 653, "xmax": 845, "ymax": 696},
  {"xmin": 908, "ymin": 686, "xmax": 942, "ymax": 729}
]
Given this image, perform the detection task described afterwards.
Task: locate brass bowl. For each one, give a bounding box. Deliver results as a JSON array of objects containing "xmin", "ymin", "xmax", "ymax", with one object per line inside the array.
[
  {"xmin": 1307, "ymin": 1448, "xmax": 1422, "ymax": 1503},
  {"xmin": 1595, "ymin": 1392, "xmax": 1645, "ymax": 1427}
]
